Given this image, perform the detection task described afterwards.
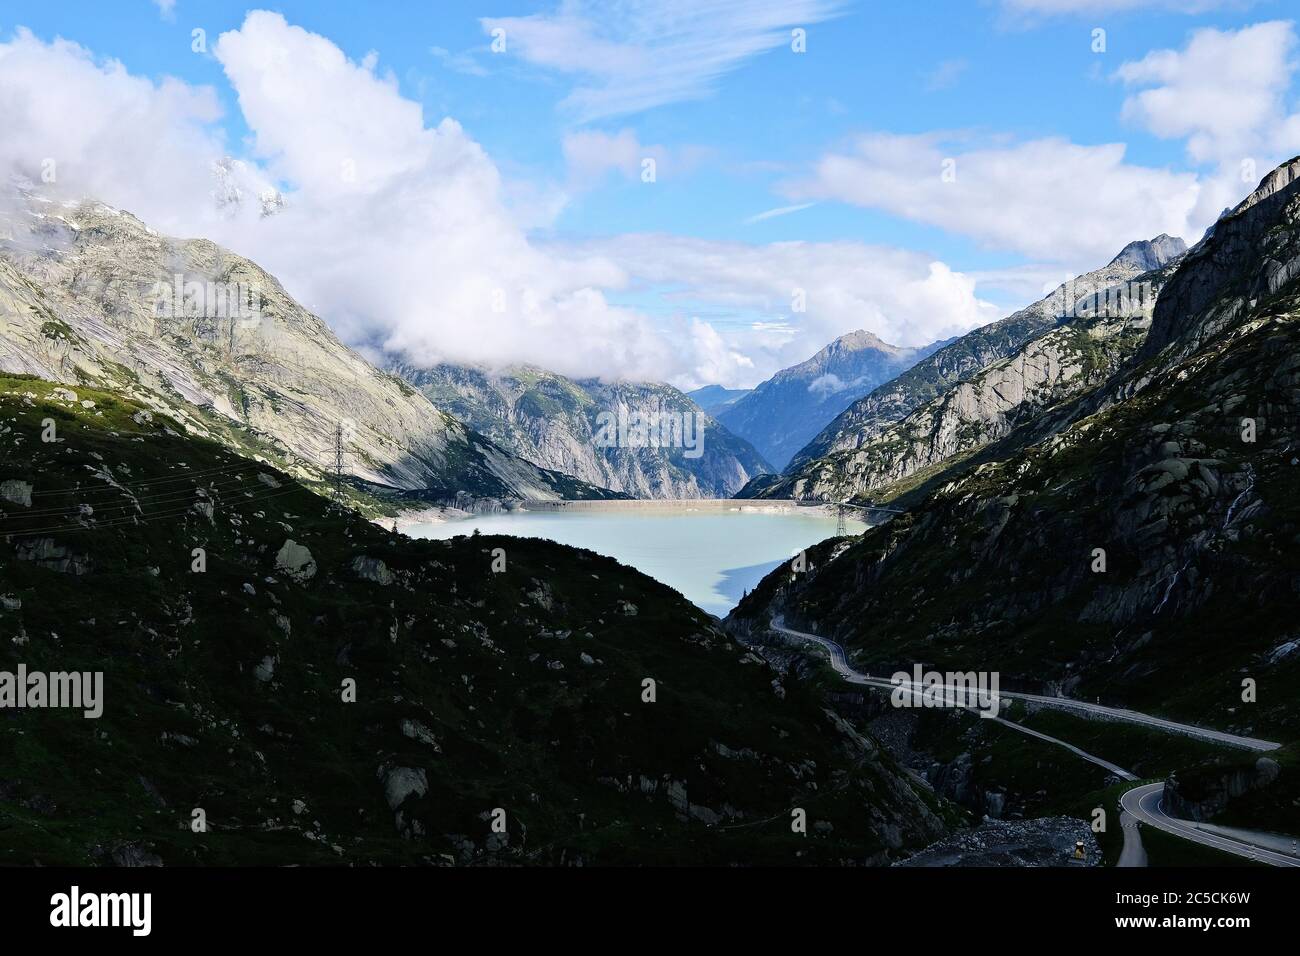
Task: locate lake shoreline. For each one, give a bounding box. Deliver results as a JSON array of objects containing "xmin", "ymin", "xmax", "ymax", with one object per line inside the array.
[
  {"xmin": 516, "ymin": 497, "xmax": 827, "ymax": 515},
  {"xmin": 397, "ymin": 504, "xmax": 864, "ymax": 617},
  {"xmin": 391, "ymin": 497, "xmax": 834, "ymax": 533}
]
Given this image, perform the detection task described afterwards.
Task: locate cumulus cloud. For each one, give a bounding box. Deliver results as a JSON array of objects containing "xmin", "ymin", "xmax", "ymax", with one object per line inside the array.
[
  {"xmin": 0, "ymin": 13, "xmax": 999, "ymax": 389},
  {"xmin": 0, "ymin": 28, "xmax": 228, "ymax": 233},
  {"xmin": 481, "ymin": 0, "xmax": 847, "ymax": 122},
  {"xmin": 203, "ymin": 13, "xmax": 694, "ymax": 381},
  {"xmin": 561, "ymin": 233, "xmax": 1002, "ymax": 386},
  {"xmin": 1116, "ymin": 20, "xmax": 1300, "ymax": 165},
  {"xmin": 784, "ymin": 132, "xmax": 1205, "ymax": 266},
  {"xmin": 0, "ymin": 16, "xmax": 682, "ymax": 383}
]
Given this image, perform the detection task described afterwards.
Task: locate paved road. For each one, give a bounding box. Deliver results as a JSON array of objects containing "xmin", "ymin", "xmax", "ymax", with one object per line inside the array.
[
  {"xmin": 769, "ymin": 617, "xmax": 1136, "ymax": 780},
  {"xmin": 770, "ymin": 616, "xmax": 1296, "ymax": 867},
  {"xmin": 1121, "ymin": 783, "xmax": 1300, "ymax": 867},
  {"xmin": 1117, "ymin": 807, "xmax": 1148, "ymax": 868},
  {"xmin": 769, "ymin": 617, "xmax": 1280, "ymax": 752}
]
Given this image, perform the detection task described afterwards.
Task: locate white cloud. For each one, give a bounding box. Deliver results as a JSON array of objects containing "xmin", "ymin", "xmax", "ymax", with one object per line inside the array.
[
  {"xmin": 1116, "ymin": 20, "xmax": 1300, "ymax": 165},
  {"xmin": 481, "ymin": 0, "xmax": 847, "ymax": 122},
  {"xmin": 1, "ymin": 13, "xmax": 992, "ymax": 391},
  {"xmin": 205, "ymin": 13, "xmax": 686, "ymax": 381},
  {"xmin": 0, "ymin": 17, "xmax": 673, "ymax": 381},
  {"xmin": 0, "ymin": 28, "xmax": 227, "ymax": 233},
  {"xmin": 785, "ymin": 132, "xmax": 1205, "ymax": 266},
  {"xmin": 560, "ymin": 233, "xmax": 1002, "ymax": 386},
  {"xmin": 152, "ymin": 0, "xmax": 177, "ymax": 22}
]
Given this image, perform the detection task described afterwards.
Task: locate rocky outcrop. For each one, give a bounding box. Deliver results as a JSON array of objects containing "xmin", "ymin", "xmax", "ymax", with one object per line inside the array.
[
  {"xmin": 274, "ymin": 539, "xmax": 316, "ymax": 582},
  {"xmin": 896, "ymin": 817, "xmax": 1099, "ymax": 867},
  {"xmin": 351, "ymin": 555, "xmax": 395, "ymax": 586},
  {"xmin": 0, "ymin": 479, "xmax": 32, "ymax": 506},
  {"xmin": 1164, "ymin": 758, "xmax": 1281, "ymax": 822},
  {"xmin": 1142, "ymin": 157, "xmax": 1300, "ymax": 361},
  {"xmin": 14, "ymin": 537, "xmax": 91, "ymax": 575}
]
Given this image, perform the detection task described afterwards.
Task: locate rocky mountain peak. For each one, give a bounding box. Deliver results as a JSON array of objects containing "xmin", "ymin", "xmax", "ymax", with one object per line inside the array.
[
  {"xmin": 1108, "ymin": 234, "xmax": 1188, "ymax": 272},
  {"xmin": 1142, "ymin": 157, "xmax": 1300, "ymax": 359},
  {"xmin": 827, "ymin": 329, "xmax": 895, "ymax": 353},
  {"xmin": 1232, "ymin": 155, "xmax": 1300, "ymax": 216}
]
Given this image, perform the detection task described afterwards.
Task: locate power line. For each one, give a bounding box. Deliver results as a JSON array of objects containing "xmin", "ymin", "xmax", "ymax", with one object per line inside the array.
[
  {"xmin": 7, "ymin": 470, "xmax": 267, "ymax": 521},
  {"xmin": 3, "ymin": 484, "xmax": 300, "ymax": 538}
]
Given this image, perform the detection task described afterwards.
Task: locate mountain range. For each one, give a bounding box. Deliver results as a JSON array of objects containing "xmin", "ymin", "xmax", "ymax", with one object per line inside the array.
[
  {"xmin": 740, "ymin": 234, "xmax": 1188, "ymax": 501},
  {"xmin": 5, "ymin": 152, "xmax": 1300, "ymax": 866},
  {"xmin": 390, "ymin": 362, "xmax": 770, "ymax": 499},
  {"xmin": 686, "ymin": 385, "xmax": 750, "ymax": 415},
  {"xmin": 730, "ymin": 159, "xmax": 1300, "ymax": 744},
  {"xmin": 0, "ymin": 194, "xmax": 613, "ymax": 510},
  {"xmin": 714, "ymin": 330, "xmax": 946, "ymax": 469}
]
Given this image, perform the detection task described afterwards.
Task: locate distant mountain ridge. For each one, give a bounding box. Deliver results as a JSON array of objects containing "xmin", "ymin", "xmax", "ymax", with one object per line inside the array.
[
  {"xmin": 743, "ymin": 237, "xmax": 1188, "ymax": 502},
  {"xmin": 717, "ymin": 330, "xmax": 946, "ymax": 468},
  {"xmin": 391, "ymin": 362, "xmax": 772, "ymax": 499},
  {"xmin": 687, "ymin": 384, "xmax": 750, "ymax": 415}
]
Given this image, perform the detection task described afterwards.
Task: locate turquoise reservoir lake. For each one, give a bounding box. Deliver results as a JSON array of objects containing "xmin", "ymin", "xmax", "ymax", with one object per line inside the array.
[{"xmin": 405, "ymin": 503, "xmax": 865, "ymax": 617}]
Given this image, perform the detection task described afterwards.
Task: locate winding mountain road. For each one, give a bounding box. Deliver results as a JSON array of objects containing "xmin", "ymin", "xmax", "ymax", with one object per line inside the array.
[
  {"xmin": 1120, "ymin": 783, "xmax": 1300, "ymax": 867},
  {"xmin": 768, "ymin": 616, "xmax": 1295, "ymax": 867},
  {"xmin": 769, "ymin": 617, "xmax": 1280, "ymax": 752}
]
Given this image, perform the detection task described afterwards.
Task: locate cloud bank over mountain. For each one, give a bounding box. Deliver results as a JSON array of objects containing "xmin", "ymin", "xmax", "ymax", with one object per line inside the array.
[
  {"xmin": 1, "ymin": 11, "xmax": 1296, "ymax": 389},
  {"xmin": 0, "ymin": 11, "xmax": 998, "ymax": 388}
]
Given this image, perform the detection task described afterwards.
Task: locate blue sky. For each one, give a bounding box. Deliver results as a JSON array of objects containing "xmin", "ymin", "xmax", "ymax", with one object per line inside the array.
[{"xmin": 1, "ymin": 1, "xmax": 1297, "ymax": 386}]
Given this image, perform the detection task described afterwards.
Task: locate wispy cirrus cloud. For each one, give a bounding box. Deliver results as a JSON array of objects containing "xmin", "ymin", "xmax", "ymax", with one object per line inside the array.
[
  {"xmin": 923, "ymin": 58, "xmax": 968, "ymax": 92},
  {"xmin": 481, "ymin": 0, "xmax": 847, "ymax": 122},
  {"xmin": 744, "ymin": 202, "xmax": 816, "ymax": 224}
]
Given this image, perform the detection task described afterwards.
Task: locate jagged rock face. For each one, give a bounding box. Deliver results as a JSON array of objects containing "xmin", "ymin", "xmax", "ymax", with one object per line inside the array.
[
  {"xmin": 780, "ymin": 236, "xmax": 1188, "ymax": 475},
  {"xmin": 729, "ymin": 163, "xmax": 1300, "ymax": 737},
  {"xmin": 1111, "ymin": 234, "xmax": 1188, "ymax": 273},
  {"xmin": 0, "ymin": 194, "xmax": 610, "ymax": 503},
  {"xmin": 717, "ymin": 330, "xmax": 942, "ymax": 469},
  {"xmin": 749, "ymin": 259, "xmax": 1183, "ymax": 503},
  {"xmin": 390, "ymin": 362, "xmax": 772, "ymax": 499},
  {"xmin": 1143, "ymin": 158, "xmax": 1300, "ymax": 361},
  {"xmin": 1164, "ymin": 758, "xmax": 1281, "ymax": 822}
]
